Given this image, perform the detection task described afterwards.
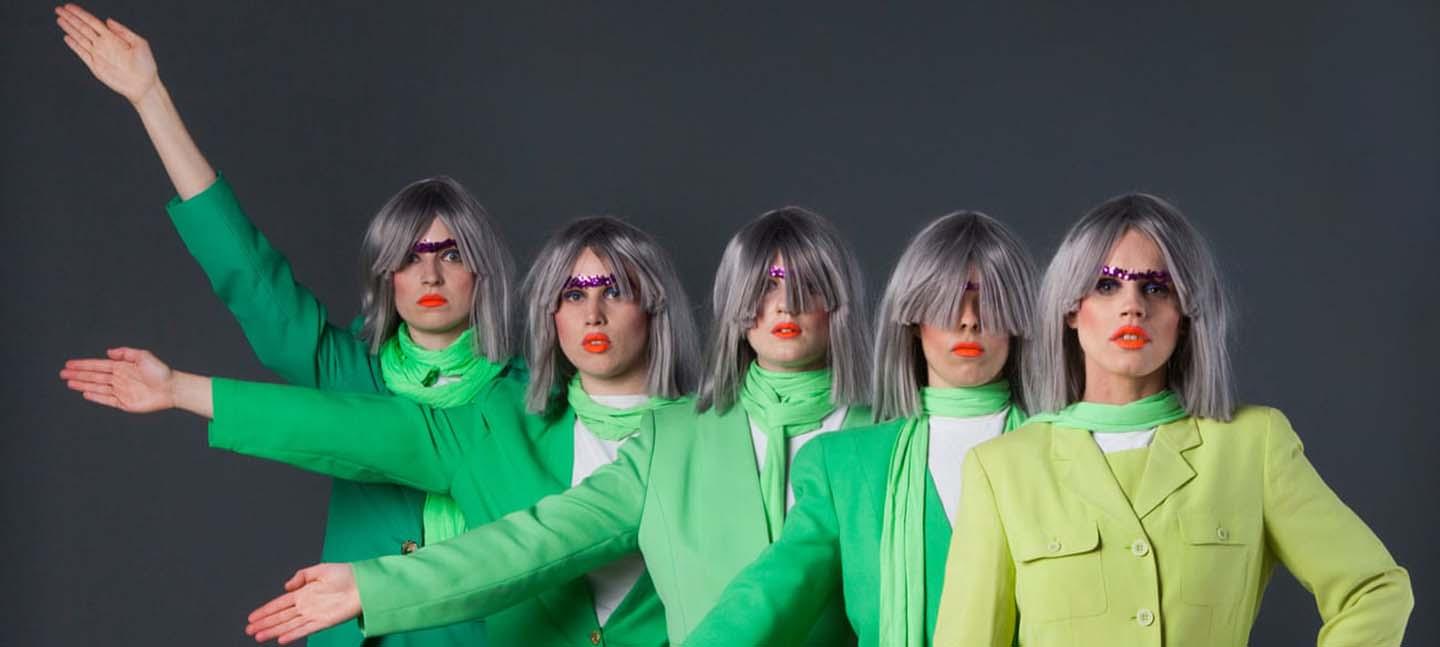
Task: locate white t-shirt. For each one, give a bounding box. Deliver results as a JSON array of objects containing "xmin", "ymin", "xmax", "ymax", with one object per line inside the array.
[
  {"xmin": 571, "ymin": 392, "xmax": 650, "ymax": 626},
  {"xmin": 749, "ymin": 406, "xmax": 851, "ymax": 511},
  {"xmin": 928, "ymin": 409, "xmax": 1011, "ymax": 525}
]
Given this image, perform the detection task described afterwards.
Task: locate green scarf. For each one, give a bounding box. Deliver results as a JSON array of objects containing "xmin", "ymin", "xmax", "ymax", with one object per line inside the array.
[
  {"xmin": 738, "ymin": 362, "xmax": 837, "ymax": 541},
  {"xmin": 879, "ymin": 381, "xmax": 1025, "ymax": 647},
  {"xmin": 565, "ymin": 375, "xmax": 683, "ymax": 441},
  {"xmin": 1028, "ymin": 389, "xmax": 1187, "ymax": 433},
  {"xmin": 379, "ymin": 324, "xmax": 505, "ymax": 546}
]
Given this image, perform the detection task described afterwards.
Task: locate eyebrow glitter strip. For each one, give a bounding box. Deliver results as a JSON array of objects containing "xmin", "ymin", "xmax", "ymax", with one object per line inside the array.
[
  {"xmin": 769, "ymin": 266, "xmax": 786, "ymax": 278},
  {"xmin": 1099, "ymin": 265, "xmax": 1171, "ymax": 283},
  {"xmin": 412, "ymin": 238, "xmax": 458, "ymax": 254},
  {"xmin": 564, "ymin": 273, "xmax": 618, "ymax": 289}
]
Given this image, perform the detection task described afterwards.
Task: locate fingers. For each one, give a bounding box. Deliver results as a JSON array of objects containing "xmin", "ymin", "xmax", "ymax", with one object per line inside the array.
[
  {"xmin": 55, "ymin": 11, "xmax": 95, "ymax": 50},
  {"xmin": 60, "ymin": 367, "xmax": 116, "ymax": 383},
  {"xmin": 276, "ymin": 620, "xmax": 324, "ymax": 645},
  {"xmin": 64, "ymin": 376, "xmax": 114, "ymax": 395},
  {"xmin": 106, "ymin": 17, "xmax": 144, "ymax": 46},
  {"xmin": 247, "ymin": 592, "xmax": 297, "ymax": 623},
  {"xmin": 254, "ymin": 614, "xmax": 310, "ymax": 643},
  {"xmin": 61, "ymin": 34, "xmax": 95, "ymax": 67},
  {"xmin": 243, "ymin": 606, "xmax": 299, "ymax": 635},
  {"xmin": 56, "ymin": 6, "xmax": 102, "ymax": 45},
  {"xmin": 65, "ymin": 358, "xmax": 121, "ymax": 372},
  {"xmin": 82, "ymin": 391, "xmax": 122, "ymax": 408},
  {"xmin": 63, "ymin": 4, "xmax": 110, "ymax": 39}
]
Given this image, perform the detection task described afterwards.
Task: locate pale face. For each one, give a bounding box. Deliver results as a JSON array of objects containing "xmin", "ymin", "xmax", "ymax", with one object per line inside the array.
[
  {"xmin": 1068, "ymin": 228, "xmax": 1182, "ymax": 402},
  {"xmin": 745, "ymin": 255, "xmax": 831, "ymax": 372},
  {"xmin": 392, "ymin": 218, "xmax": 476, "ymax": 350},
  {"xmin": 919, "ymin": 271, "xmax": 1011, "ymax": 388},
  {"xmin": 553, "ymin": 248, "xmax": 651, "ymax": 395}
]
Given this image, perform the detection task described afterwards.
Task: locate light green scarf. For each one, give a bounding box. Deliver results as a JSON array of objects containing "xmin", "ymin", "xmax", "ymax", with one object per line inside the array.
[
  {"xmin": 565, "ymin": 375, "xmax": 685, "ymax": 440},
  {"xmin": 1029, "ymin": 389, "xmax": 1187, "ymax": 433},
  {"xmin": 738, "ymin": 362, "xmax": 837, "ymax": 541},
  {"xmin": 379, "ymin": 324, "xmax": 505, "ymax": 546},
  {"xmin": 879, "ymin": 381, "xmax": 1025, "ymax": 647}
]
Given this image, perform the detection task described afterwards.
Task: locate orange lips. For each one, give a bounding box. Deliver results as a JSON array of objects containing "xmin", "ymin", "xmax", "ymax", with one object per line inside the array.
[
  {"xmin": 771, "ymin": 322, "xmax": 801, "ymax": 339},
  {"xmin": 417, "ymin": 294, "xmax": 448, "ymax": 308},
  {"xmin": 1110, "ymin": 325, "xmax": 1150, "ymax": 350},
  {"xmin": 582, "ymin": 333, "xmax": 611, "ymax": 353},
  {"xmin": 951, "ymin": 342, "xmax": 984, "ymax": 358}
]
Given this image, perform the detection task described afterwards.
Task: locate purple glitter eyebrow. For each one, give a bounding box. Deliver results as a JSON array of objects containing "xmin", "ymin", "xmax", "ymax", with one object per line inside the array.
[
  {"xmin": 769, "ymin": 266, "xmax": 786, "ymax": 278},
  {"xmin": 964, "ymin": 281, "xmax": 979, "ymax": 291},
  {"xmin": 1099, "ymin": 265, "xmax": 1171, "ymax": 283},
  {"xmin": 412, "ymin": 238, "xmax": 458, "ymax": 254},
  {"xmin": 565, "ymin": 273, "xmax": 617, "ymax": 289}
]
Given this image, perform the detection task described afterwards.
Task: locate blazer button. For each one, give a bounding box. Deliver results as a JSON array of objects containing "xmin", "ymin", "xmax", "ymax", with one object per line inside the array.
[
  {"xmin": 1047, "ymin": 540, "xmax": 1061, "ymax": 553},
  {"xmin": 1136, "ymin": 608, "xmax": 1155, "ymax": 627},
  {"xmin": 1130, "ymin": 539, "xmax": 1150, "ymax": 557},
  {"xmin": 1216, "ymin": 527, "xmax": 1230, "ymax": 541},
  {"xmin": 590, "ymin": 628, "xmax": 602, "ymax": 645},
  {"xmin": 400, "ymin": 540, "xmax": 419, "ymax": 555}
]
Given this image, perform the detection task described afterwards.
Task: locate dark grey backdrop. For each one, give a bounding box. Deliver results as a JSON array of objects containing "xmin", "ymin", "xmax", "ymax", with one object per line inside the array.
[{"xmin": 2, "ymin": 1, "xmax": 1434, "ymax": 645}]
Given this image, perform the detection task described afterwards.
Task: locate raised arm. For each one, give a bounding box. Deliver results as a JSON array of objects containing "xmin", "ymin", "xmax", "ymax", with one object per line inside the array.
[
  {"xmin": 61, "ymin": 348, "xmax": 476, "ymax": 491},
  {"xmin": 245, "ymin": 426, "xmax": 658, "ymax": 644},
  {"xmin": 56, "ymin": 3, "xmax": 214, "ymax": 198},
  {"xmin": 684, "ymin": 439, "xmax": 844, "ymax": 645},
  {"xmin": 1260, "ymin": 409, "xmax": 1413, "ymax": 646}
]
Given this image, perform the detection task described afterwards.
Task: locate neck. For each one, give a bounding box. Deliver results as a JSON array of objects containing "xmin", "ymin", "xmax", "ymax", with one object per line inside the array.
[
  {"xmin": 755, "ymin": 355, "xmax": 828, "ymax": 372},
  {"xmin": 406, "ymin": 324, "xmax": 465, "ymax": 351},
  {"xmin": 579, "ymin": 367, "xmax": 649, "ymax": 396},
  {"xmin": 1081, "ymin": 364, "xmax": 1167, "ymax": 405}
]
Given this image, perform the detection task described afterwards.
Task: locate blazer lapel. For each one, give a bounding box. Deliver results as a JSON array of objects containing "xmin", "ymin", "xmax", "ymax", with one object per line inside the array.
[
  {"xmin": 1131, "ymin": 417, "xmax": 1201, "ymax": 520},
  {"xmin": 1050, "ymin": 424, "xmax": 1136, "ymax": 524},
  {"xmin": 700, "ymin": 406, "xmax": 772, "ymax": 552}
]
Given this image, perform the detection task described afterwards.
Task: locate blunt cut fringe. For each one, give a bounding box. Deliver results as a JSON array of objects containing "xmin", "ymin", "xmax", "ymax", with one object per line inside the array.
[
  {"xmin": 698, "ymin": 207, "xmax": 871, "ymax": 413},
  {"xmin": 358, "ymin": 176, "xmax": 514, "ymax": 362},
  {"xmin": 1026, "ymin": 193, "xmax": 1236, "ymax": 420},
  {"xmin": 872, "ymin": 212, "xmax": 1038, "ymax": 421},
  {"xmin": 521, "ymin": 216, "xmax": 701, "ymax": 413}
]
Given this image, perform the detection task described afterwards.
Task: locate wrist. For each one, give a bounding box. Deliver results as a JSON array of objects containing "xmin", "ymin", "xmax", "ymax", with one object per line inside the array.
[
  {"xmin": 170, "ymin": 371, "xmax": 212, "ymax": 417},
  {"xmin": 130, "ymin": 79, "xmax": 169, "ymax": 114}
]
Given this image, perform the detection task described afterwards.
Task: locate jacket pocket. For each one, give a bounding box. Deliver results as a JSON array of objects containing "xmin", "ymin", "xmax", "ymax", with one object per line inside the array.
[
  {"xmin": 1177, "ymin": 510, "xmax": 1253, "ymax": 607},
  {"xmin": 1013, "ymin": 520, "xmax": 1107, "ymax": 622}
]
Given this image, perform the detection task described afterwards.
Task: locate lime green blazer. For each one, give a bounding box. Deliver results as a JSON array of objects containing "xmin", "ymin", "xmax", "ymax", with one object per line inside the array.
[
  {"xmin": 168, "ymin": 176, "xmax": 496, "ymax": 647},
  {"xmin": 684, "ymin": 419, "xmax": 953, "ymax": 645},
  {"xmin": 932, "ymin": 406, "xmax": 1413, "ymax": 647},
  {"xmin": 347, "ymin": 402, "xmax": 873, "ymax": 645},
  {"xmin": 208, "ymin": 377, "xmax": 671, "ymax": 647}
]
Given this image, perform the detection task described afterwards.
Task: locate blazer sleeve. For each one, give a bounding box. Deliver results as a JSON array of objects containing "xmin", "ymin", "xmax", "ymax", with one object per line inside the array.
[
  {"xmin": 349, "ymin": 426, "xmax": 655, "ymax": 635},
  {"xmin": 207, "ymin": 378, "xmax": 474, "ymax": 491},
  {"xmin": 167, "ymin": 175, "xmax": 380, "ymax": 391},
  {"xmin": 684, "ymin": 438, "xmax": 844, "ymax": 646},
  {"xmin": 932, "ymin": 447, "xmax": 1016, "ymax": 647},
  {"xmin": 1260, "ymin": 408, "xmax": 1414, "ymax": 646}
]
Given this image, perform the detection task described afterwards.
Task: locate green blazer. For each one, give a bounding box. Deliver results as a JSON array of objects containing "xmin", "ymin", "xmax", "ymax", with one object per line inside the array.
[
  {"xmin": 346, "ymin": 402, "xmax": 874, "ymax": 645},
  {"xmin": 167, "ymin": 176, "xmax": 493, "ymax": 647},
  {"xmin": 684, "ymin": 419, "xmax": 953, "ymax": 646},
  {"xmin": 209, "ymin": 378, "xmax": 671, "ymax": 646},
  {"xmin": 933, "ymin": 406, "xmax": 1414, "ymax": 647}
]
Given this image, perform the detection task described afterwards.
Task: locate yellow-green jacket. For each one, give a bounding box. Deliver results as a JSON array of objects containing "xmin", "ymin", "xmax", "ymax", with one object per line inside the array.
[{"xmin": 933, "ymin": 405, "xmax": 1412, "ymax": 647}]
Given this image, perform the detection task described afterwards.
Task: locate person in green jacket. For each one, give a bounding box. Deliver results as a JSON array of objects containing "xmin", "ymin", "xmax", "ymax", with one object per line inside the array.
[
  {"xmin": 54, "ymin": 5, "xmax": 517, "ymax": 646},
  {"xmin": 932, "ymin": 194, "xmax": 1414, "ymax": 646},
  {"xmin": 67, "ymin": 207, "xmax": 876, "ymax": 645},
  {"xmin": 64, "ymin": 214, "xmax": 700, "ymax": 646},
  {"xmin": 685, "ymin": 211, "xmax": 1037, "ymax": 646}
]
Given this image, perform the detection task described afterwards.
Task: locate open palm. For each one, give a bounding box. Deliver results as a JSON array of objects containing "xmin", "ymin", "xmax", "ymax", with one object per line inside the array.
[
  {"xmin": 246, "ymin": 564, "xmax": 362, "ymax": 644},
  {"xmin": 55, "ymin": 4, "xmax": 158, "ymax": 104},
  {"xmin": 61, "ymin": 347, "xmax": 176, "ymax": 413}
]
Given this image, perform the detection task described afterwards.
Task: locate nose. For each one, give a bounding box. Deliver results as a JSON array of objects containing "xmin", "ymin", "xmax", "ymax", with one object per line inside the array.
[
  {"xmin": 584, "ymin": 294, "xmax": 607, "ymax": 326},
  {"xmin": 956, "ymin": 294, "xmax": 982, "ymax": 333},
  {"xmin": 1117, "ymin": 283, "xmax": 1147, "ymax": 320},
  {"xmin": 419, "ymin": 255, "xmax": 443, "ymax": 286}
]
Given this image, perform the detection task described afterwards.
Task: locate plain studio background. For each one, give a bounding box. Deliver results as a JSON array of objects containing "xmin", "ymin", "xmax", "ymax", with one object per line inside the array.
[{"xmin": 2, "ymin": 1, "xmax": 1435, "ymax": 644}]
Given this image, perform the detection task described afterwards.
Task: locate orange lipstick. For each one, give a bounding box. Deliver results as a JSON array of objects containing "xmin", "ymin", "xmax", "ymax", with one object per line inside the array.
[
  {"xmin": 951, "ymin": 342, "xmax": 984, "ymax": 358},
  {"xmin": 582, "ymin": 333, "xmax": 611, "ymax": 353},
  {"xmin": 771, "ymin": 322, "xmax": 801, "ymax": 339},
  {"xmin": 1110, "ymin": 325, "xmax": 1150, "ymax": 350},
  {"xmin": 417, "ymin": 294, "xmax": 448, "ymax": 308}
]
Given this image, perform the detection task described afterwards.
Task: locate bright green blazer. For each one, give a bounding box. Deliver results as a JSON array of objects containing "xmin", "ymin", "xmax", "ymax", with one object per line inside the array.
[
  {"xmin": 167, "ymin": 176, "xmax": 497, "ymax": 647},
  {"xmin": 685, "ymin": 419, "xmax": 954, "ymax": 646},
  {"xmin": 208, "ymin": 378, "xmax": 671, "ymax": 647},
  {"xmin": 344, "ymin": 401, "xmax": 874, "ymax": 645},
  {"xmin": 933, "ymin": 406, "xmax": 1414, "ymax": 647}
]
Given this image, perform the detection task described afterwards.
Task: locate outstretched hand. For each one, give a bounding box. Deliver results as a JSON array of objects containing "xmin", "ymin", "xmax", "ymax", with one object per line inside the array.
[
  {"xmin": 246, "ymin": 564, "xmax": 362, "ymax": 644},
  {"xmin": 61, "ymin": 347, "xmax": 176, "ymax": 413},
  {"xmin": 55, "ymin": 4, "xmax": 159, "ymax": 104}
]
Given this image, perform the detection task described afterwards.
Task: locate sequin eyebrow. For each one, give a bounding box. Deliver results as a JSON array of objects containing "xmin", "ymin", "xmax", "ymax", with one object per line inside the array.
[
  {"xmin": 412, "ymin": 238, "xmax": 458, "ymax": 254},
  {"xmin": 564, "ymin": 273, "xmax": 618, "ymax": 289},
  {"xmin": 1099, "ymin": 265, "xmax": 1170, "ymax": 283}
]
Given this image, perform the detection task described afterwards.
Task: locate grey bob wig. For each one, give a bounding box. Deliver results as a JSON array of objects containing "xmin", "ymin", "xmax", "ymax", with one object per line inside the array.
[
  {"xmin": 358, "ymin": 176, "xmax": 515, "ymax": 363},
  {"xmin": 698, "ymin": 206, "xmax": 871, "ymax": 413},
  {"xmin": 1026, "ymin": 193, "xmax": 1236, "ymax": 420},
  {"xmin": 521, "ymin": 216, "xmax": 701, "ymax": 413},
  {"xmin": 872, "ymin": 211, "xmax": 1038, "ymax": 421}
]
